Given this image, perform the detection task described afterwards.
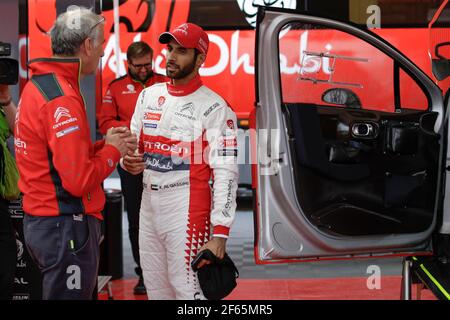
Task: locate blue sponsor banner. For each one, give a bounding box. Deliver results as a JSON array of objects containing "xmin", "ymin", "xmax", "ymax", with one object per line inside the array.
[
  {"xmin": 143, "ymin": 153, "xmax": 190, "ymax": 172},
  {"xmin": 144, "ymin": 123, "xmax": 158, "ymax": 129}
]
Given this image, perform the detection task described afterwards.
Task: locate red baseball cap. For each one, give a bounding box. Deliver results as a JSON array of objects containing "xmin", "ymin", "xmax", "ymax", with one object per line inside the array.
[{"xmin": 159, "ymin": 23, "xmax": 209, "ymax": 55}]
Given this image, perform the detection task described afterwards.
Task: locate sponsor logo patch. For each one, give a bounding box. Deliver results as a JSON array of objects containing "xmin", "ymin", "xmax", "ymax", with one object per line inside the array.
[
  {"xmin": 220, "ymin": 138, "xmax": 237, "ymax": 148},
  {"xmin": 158, "ymin": 96, "xmax": 166, "ymax": 107},
  {"xmin": 218, "ymin": 149, "xmax": 238, "ymax": 157},
  {"xmin": 175, "ymin": 102, "xmax": 196, "ymax": 120},
  {"xmin": 203, "ymin": 102, "xmax": 220, "ymax": 117},
  {"xmin": 54, "ymin": 107, "xmax": 72, "ymax": 123},
  {"xmin": 144, "ymin": 112, "xmax": 161, "ymax": 121},
  {"xmin": 56, "ymin": 125, "xmax": 80, "ymax": 138},
  {"xmin": 174, "ymin": 23, "xmax": 189, "ymax": 35},
  {"xmin": 107, "ymin": 159, "xmax": 114, "ymax": 167},
  {"xmin": 198, "ymin": 38, "xmax": 208, "ymax": 53},
  {"xmin": 123, "ymin": 84, "xmax": 136, "ymax": 94},
  {"xmin": 143, "ymin": 153, "xmax": 190, "ymax": 172},
  {"xmin": 221, "ymin": 179, "xmax": 234, "ymax": 218},
  {"xmin": 149, "ymin": 180, "xmax": 190, "ymax": 191},
  {"xmin": 144, "ymin": 141, "xmax": 189, "ymax": 156},
  {"xmin": 180, "ymin": 102, "xmax": 195, "ymax": 115},
  {"xmin": 144, "ymin": 123, "xmax": 158, "ymax": 129},
  {"xmin": 147, "ymin": 105, "xmax": 163, "ymax": 111},
  {"xmin": 14, "ymin": 138, "xmax": 27, "ymax": 155},
  {"xmin": 53, "ymin": 117, "xmax": 78, "ymax": 129},
  {"xmin": 160, "ymin": 180, "xmax": 190, "ymax": 190},
  {"xmin": 73, "ymin": 214, "xmax": 84, "ymax": 222}
]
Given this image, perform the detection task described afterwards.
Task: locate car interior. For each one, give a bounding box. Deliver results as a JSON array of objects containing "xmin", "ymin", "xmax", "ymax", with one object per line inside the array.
[
  {"xmin": 276, "ymin": 20, "xmax": 444, "ymax": 237},
  {"xmin": 282, "ymin": 101, "xmax": 440, "ymax": 236}
]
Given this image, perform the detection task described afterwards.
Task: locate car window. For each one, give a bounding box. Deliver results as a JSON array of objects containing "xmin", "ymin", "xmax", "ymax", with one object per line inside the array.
[{"xmin": 278, "ymin": 22, "xmax": 429, "ymax": 112}]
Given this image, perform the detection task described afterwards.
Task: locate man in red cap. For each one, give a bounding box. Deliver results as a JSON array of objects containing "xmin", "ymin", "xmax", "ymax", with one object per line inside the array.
[
  {"xmin": 98, "ymin": 41, "xmax": 167, "ymax": 295},
  {"xmin": 122, "ymin": 23, "xmax": 238, "ymax": 300}
]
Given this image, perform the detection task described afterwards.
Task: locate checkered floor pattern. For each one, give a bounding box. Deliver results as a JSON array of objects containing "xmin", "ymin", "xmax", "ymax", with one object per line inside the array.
[{"xmin": 121, "ymin": 200, "xmax": 403, "ymax": 280}]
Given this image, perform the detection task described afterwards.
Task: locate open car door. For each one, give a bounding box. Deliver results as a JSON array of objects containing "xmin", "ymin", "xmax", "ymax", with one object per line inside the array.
[
  {"xmin": 253, "ymin": 7, "xmax": 446, "ymax": 264},
  {"xmin": 405, "ymin": 0, "xmax": 450, "ymax": 300},
  {"xmin": 430, "ymin": 0, "xmax": 450, "ymax": 237}
]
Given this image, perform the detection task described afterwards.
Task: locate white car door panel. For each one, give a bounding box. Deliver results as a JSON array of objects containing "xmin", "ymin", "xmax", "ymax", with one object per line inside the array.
[{"xmin": 254, "ymin": 8, "xmax": 446, "ymax": 263}]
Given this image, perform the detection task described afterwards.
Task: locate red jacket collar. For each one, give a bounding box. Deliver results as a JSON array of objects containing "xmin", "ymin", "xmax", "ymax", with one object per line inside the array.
[
  {"xmin": 166, "ymin": 74, "xmax": 203, "ymax": 96},
  {"xmin": 28, "ymin": 58, "xmax": 81, "ymax": 91},
  {"xmin": 128, "ymin": 72, "xmax": 160, "ymax": 88}
]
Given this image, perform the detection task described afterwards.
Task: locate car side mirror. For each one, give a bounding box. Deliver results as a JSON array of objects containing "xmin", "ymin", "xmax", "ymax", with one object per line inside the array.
[
  {"xmin": 432, "ymin": 42, "xmax": 450, "ymax": 81},
  {"xmin": 322, "ymin": 88, "xmax": 361, "ymax": 109}
]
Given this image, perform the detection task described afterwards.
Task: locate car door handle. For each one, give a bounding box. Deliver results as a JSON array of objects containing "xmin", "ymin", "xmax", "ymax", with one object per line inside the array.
[{"xmin": 351, "ymin": 122, "xmax": 378, "ymax": 138}]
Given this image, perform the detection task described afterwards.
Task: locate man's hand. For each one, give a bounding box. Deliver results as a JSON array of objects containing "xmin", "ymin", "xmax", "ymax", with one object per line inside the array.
[
  {"xmin": 123, "ymin": 150, "xmax": 145, "ymax": 175},
  {"xmin": 109, "ymin": 126, "xmax": 130, "ymax": 137},
  {"xmin": 196, "ymin": 237, "xmax": 227, "ymax": 269},
  {"xmin": 105, "ymin": 127, "xmax": 130, "ymax": 157},
  {"xmin": 123, "ymin": 132, "xmax": 138, "ymax": 153},
  {"xmin": 110, "ymin": 127, "xmax": 137, "ymax": 151}
]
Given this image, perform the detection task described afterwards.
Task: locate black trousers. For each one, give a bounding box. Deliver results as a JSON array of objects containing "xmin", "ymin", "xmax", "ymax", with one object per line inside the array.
[
  {"xmin": 23, "ymin": 214, "xmax": 101, "ymax": 300},
  {"xmin": 117, "ymin": 165, "xmax": 143, "ymax": 276},
  {"xmin": 0, "ymin": 198, "xmax": 16, "ymax": 300}
]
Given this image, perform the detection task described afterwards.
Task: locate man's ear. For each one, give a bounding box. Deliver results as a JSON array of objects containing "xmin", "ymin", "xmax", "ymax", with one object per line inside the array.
[
  {"xmin": 196, "ymin": 53, "xmax": 206, "ymax": 67},
  {"xmin": 83, "ymin": 37, "xmax": 93, "ymax": 57}
]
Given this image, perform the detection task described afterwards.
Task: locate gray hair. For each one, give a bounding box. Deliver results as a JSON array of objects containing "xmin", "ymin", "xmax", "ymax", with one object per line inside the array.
[{"xmin": 50, "ymin": 6, "xmax": 104, "ymax": 56}]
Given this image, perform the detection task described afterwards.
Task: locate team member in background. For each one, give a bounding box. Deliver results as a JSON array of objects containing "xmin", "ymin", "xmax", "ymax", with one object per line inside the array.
[
  {"xmin": 123, "ymin": 23, "xmax": 238, "ymax": 300},
  {"xmin": 98, "ymin": 41, "xmax": 167, "ymax": 295},
  {"xmin": 15, "ymin": 7, "xmax": 137, "ymax": 300}
]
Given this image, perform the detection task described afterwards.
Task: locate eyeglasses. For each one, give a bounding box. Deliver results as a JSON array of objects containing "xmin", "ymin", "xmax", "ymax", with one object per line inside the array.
[
  {"xmin": 129, "ymin": 62, "xmax": 152, "ymax": 69},
  {"xmin": 81, "ymin": 15, "xmax": 105, "ymax": 43},
  {"xmin": 88, "ymin": 16, "xmax": 105, "ymax": 36}
]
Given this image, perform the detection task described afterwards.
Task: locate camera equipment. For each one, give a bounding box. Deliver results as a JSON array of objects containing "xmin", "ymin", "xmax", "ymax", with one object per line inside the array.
[{"xmin": 0, "ymin": 42, "xmax": 18, "ymax": 85}]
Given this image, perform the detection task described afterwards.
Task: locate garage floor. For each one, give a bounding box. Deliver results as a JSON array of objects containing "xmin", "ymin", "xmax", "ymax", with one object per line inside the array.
[{"xmin": 98, "ymin": 276, "xmax": 436, "ymax": 300}]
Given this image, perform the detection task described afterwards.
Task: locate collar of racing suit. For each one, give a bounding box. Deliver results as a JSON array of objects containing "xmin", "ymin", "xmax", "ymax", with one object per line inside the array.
[
  {"xmin": 166, "ymin": 74, "xmax": 203, "ymax": 97},
  {"xmin": 28, "ymin": 57, "xmax": 82, "ymax": 94}
]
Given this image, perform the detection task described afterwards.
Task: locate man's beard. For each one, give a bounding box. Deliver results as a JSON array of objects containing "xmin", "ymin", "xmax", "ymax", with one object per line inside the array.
[
  {"xmin": 129, "ymin": 68, "xmax": 153, "ymax": 82},
  {"xmin": 166, "ymin": 58, "xmax": 196, "ymax": 80}
]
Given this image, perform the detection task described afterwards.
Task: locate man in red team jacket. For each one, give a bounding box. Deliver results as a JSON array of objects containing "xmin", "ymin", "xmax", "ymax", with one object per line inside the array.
[
  {"xmin": 98, "ymin": 42, "xmax": 166, "ymax": 295},
  {"xmin": 14, "ymin": 7, "xmax": 137, "ymax": 299}
]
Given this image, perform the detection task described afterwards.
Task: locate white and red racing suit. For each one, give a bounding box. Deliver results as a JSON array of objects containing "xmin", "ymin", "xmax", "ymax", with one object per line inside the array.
[{"xmin": 129, "ymin": 74, "xmax": 238, "ymax": 300}]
